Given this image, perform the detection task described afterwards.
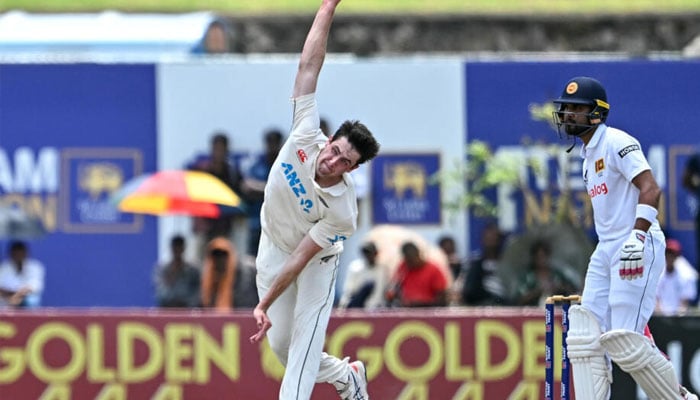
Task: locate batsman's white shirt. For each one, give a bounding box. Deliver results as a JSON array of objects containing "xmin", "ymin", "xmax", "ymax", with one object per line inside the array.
[
  {"xmin": 580, "ymin": 124, "xmax": 665, "ymax": 333},
  {"xmin": 582, "ymin": 124, "xmax": 653, "ymax": 241},
  {"xmin": 257, "ymin": 93, "xmax": 357, "ymax": 400},
  {"xmin": 261, "ymin": 93, "xmax": 357, "ymax": 256}
]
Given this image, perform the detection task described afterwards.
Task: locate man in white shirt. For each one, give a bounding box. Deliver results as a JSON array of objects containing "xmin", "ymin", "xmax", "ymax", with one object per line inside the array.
[
  {"xmin": 248, "ymin": 1, "xmax": 380, "ymax": 399},
  {"xmin": 552, "ymin": 76, "xmax": 697, "ymax": 400},
  {"xmin": 656, "ymin": 238, "xmax": 698, "ymax": 316},
  {"xmin": 0, "ymin": 241, "xmax": 45, "ymax": 308},
  {"xmin": 339, "ymin": 242, "xmax": 386, "ymax": 309}
]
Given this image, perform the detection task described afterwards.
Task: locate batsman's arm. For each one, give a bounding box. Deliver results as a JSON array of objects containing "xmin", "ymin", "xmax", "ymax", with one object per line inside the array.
[
  {"xmin": 631, "ymin": 170, "xmax": 661, "ymax": 231},
  {"xmin": 292, "ymin": 0, "xmax": 341, "ymax": 98}
]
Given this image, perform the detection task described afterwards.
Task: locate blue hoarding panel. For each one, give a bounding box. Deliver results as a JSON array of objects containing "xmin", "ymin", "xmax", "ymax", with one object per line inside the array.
[
  {"xmin": 371, "ymin": 153, "xmax": 441, "ymax": 225},
  {"xmin": 0, "ymin": 64, "xmax": 158, "ymax": 306}
]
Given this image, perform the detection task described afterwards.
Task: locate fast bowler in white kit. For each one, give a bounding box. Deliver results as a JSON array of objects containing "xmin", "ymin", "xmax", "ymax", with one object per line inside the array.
[
  {"xmin": 248, "ymin": 1, "xmax": 380, "ymax": 399},
  {"xmin": 553, "ymin": 76, "xmax": 697, "ymax": 399}
]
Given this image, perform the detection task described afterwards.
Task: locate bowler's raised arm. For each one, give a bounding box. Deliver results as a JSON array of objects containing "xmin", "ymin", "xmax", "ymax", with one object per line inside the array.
[{"xmin": 292, "ymin": 0, "xmax": 341, "ymax": 98}]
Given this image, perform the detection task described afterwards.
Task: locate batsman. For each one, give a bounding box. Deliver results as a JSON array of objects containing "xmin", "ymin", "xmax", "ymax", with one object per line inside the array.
[{"xmin": 552, "ymin": 76, "xmax": 698, "ymax": 400}]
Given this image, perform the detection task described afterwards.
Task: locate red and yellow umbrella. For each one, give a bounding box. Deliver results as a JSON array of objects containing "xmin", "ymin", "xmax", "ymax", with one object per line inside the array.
[{"xmin": 112, "ymin": 170, "xmax": 242, "ymax": 218}]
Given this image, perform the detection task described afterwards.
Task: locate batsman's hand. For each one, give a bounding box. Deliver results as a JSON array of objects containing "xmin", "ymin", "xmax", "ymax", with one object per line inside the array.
[
  {"xmin": 619, "ymin": 229, "xmax": 646, "ymax": 280},
  {"xmin": 249, "ymin": 305, "xmax": 272, "ymax": 344}
]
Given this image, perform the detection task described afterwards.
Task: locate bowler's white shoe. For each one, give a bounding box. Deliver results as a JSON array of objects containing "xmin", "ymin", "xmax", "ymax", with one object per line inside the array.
[
  {"xmin": 681, "ymin": 386, "xmax": 699, "ymax": 400},
  {"xmin": 334, "ymin": 361, "xmax": 369, "ymax": 400}
]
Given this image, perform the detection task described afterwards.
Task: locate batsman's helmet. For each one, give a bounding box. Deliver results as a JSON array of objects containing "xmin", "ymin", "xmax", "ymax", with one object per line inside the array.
[{"xmin": 552, "ymin": 76, "xmax": 610, "ymax": 124}]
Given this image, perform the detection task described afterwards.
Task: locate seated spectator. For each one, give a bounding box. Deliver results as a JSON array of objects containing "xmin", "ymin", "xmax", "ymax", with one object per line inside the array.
[
  {"xmin": 437, "ymin": 234, "xmax": 467, "ymax": 305},
  {"xmin": 656, "ymin": 238, "xmax": 698, "ymax": 316},
  {"xmin": 241, "ymin": 128, "xmax": 284, "ymax": 257},
  {"xmin": 153, "ymin": 235, "xmax": 200, "ymax": 308},
  {"xmin": 514, "ymin": 239, "xmax": 580, "ymax": 307},
  {"xmin": 462, "ymin": 222, "xmax": 509, "ymax": 306},
  {"xmin": 437, "ymin": 234, "xmax": 465, "ymax": 281},
  {"xmin": 0, "ymin": 240, "xmax": 45, "ymax": 308},
  {"xmin": 201, "ymin": 237, "xmax": 236, "ymax": 310},
  {"xmin": 339, "ymin": 242, "xmax": 387, "ymax": 309},
  {"xmin": 189, "ymin": 132, "xmax": 245, "ymax": 261},
  {"xmin": 191, "ymin": 18, "xmax": 234, "ymax": 54},
  {"xmin": 385, "ymin": 241, "xmax": 448, "ymax": 307},
  {"xmin": 233, "ymin": 254, "xmax": 259, "ymax": 309}
]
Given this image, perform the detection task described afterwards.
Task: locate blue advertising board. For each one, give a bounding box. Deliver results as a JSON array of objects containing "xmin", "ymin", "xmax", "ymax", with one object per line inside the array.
[
  {"xmin": 0, "ymin": 64, "xmax": 158, "ymax": 306},
  {"xmin": 465, "ymin": 60, "xmax": 700, "ymax": 268}
]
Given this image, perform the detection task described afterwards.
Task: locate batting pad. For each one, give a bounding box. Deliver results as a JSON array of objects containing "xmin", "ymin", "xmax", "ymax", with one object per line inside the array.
[
  {"xmin": 566, "ymin": 305, "xmax": 612, "ymax": 400},
  {"xmin": 600, "ymin": 329, "xmax": 680, "ymax": 400}
]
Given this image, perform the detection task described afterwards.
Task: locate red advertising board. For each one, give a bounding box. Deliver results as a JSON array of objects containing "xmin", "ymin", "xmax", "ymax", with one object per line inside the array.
[{"xmin": 0, "ymin": 308, "xmax": 562, "ymax": 400}]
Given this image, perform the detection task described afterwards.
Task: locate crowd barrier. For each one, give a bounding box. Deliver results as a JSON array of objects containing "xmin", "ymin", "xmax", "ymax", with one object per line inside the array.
[{"xmin": 1, "ymin": 307, "xmax": 697, "ymax": 399}]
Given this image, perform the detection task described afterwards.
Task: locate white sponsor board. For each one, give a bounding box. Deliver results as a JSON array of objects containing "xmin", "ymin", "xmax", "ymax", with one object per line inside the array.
[{"xmin": 156, "ymin": 57, "xmax": 467, "ymax": 277}]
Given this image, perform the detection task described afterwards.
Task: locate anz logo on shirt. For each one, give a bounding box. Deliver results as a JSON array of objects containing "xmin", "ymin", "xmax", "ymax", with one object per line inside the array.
[{"xmin": 281, "ymin": 162, "xmax": 313, "ymax": 213}]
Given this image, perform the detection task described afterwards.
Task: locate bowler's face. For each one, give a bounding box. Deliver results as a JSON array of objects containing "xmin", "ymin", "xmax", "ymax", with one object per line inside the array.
[{"xmin": 316, "ymin": 136, "xmax": 360, "ymax": 179}]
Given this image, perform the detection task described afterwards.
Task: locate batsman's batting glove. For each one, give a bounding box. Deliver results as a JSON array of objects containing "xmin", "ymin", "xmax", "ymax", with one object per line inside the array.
[{"xmin": 620, "ymin": 229, "xmax": 646, "ymax": 280}]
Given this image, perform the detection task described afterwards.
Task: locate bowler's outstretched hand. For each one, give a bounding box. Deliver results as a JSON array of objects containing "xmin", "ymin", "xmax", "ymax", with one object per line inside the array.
[{"xmin": 250, "ymin": 306, "xmax": 272, "ymax": 343}]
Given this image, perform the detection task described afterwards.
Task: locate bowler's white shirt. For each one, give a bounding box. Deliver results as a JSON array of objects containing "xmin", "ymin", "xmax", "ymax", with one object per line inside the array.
[
  {"xmin": 261, "ymin": 93, "xmax": 357, "ymax": 257},
  {"xmin": 581, "ymin": 124, "xmax": 656, "ymax": 241}
]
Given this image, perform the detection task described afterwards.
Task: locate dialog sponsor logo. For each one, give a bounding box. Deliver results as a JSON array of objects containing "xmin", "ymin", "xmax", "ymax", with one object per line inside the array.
[{"xmin": 589, "ymin": 182, "xmax": 609, "ymax": 198}]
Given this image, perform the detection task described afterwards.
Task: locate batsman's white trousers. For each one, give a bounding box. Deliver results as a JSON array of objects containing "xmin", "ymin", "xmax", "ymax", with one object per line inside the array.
[
  {"xmin": 256, "ymin": 232, "xmax": 351, "ymax": 400},
  {"xmin": 581, "ymin": 226, "xmax": 665, "ymax": 333}
]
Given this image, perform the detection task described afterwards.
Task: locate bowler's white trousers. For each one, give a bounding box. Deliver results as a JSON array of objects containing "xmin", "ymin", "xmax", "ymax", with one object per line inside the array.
[
  {"xmin": 581, "ymin": 225, "xmax": 665, "ymax": 333},
  {"xmin": 256, "ymin": 232, "xmax": 351, "ymax": 400}
]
